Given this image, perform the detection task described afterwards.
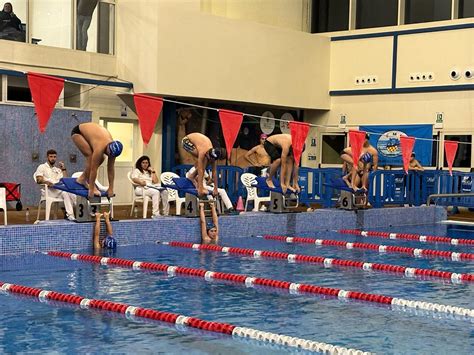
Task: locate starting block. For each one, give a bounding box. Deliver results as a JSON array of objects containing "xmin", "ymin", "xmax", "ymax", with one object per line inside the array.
[
  {"xmin": 253, "ymin": 177, "xmax": 299, "ymax": 213},
  {"xmin": 164, "ymin": 177, "xmax": 223, "ymax": 217},
  {"xmin": 54, "ymin": 178, "xmax": 113, "ymax": 222},
  {"xmin": 338, "ymin": 189, "xmax": 367, "ymax": 210}
]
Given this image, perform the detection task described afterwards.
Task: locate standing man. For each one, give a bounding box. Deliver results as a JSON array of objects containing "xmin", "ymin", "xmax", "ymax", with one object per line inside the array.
[
  {"xmin": 76, "ymin": 0, "xmax": 98, "ymax": 51},
  {"xmin": 181, "ymin": 132, "xmax": 224, "ymax": 197},
  {"xmin": 263, "ymin": 133, "xmax": 299, "ymax": 193},
  {"xmin": 409, "ymin": 153, "xmax": 424, "ymax": 171},
  {"xmin": 71, "ymin": 122, "xmax": 123, "ymax": 198},
  {"xmin": 34, "ymin": 149, "xmax": 76, "ymax": 221},
  {"xmin": 244, "ymin": 133, "xmax": 270, "ymax": 176}
]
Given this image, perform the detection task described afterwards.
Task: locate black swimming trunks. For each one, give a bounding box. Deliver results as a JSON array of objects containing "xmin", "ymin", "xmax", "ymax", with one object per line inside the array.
[
  {"xmin": 71, "ymin": 125, "xmax": 82, "ymax": 136},
  {"xmin": 263, "ymin": 141, "xmax": 293, "ymax": 163}
]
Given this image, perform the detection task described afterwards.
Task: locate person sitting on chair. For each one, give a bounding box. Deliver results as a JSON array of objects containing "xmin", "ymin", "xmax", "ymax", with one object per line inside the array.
[
  {"xmin": 93, "ymin": 212, "xmax": 117, "ymax": 252},
  {"xmin": 131, "ymin": 155, "xmax": 169, "ymax": 218},
  {"xmin": 34, "ymin": 149, "xmax": 76, "ymax": 221},
  {"xmin": 71, "ymin": 122, "xmax": 123, "ymax": 199},
  {"xmin": 186, "ymin": 166, "xmax": 235, "ymax": 213},
  {"xmin": 181, "ymin": 132, "xmax": 224, "ymax": 197},
  {"xmin": 0, "ymin": 2, "xmax": 25, "ymax": 42},
  {"xmin": 199, "ymin": 201, "xmax": 219, "ymax": 245}
]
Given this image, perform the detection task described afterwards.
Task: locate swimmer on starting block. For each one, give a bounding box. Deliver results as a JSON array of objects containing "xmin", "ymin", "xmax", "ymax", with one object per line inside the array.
[
  {"xmin": 199, "ymin": 201, "xmax": 218, "ymax": 244},
  {"xmin": 93, "ymin": 212, "xmax": 117, "ymax": 251},
  {"xmin": 71, "ymin": 122, "xmax": 123, "ymax": 199},
  {"xmin": 181, "ymin": 132, "xmax": 224, "ymax": 197},
  {"xmin": 263, "ymin": 133, "xmax": 299, "ymax": 194}
]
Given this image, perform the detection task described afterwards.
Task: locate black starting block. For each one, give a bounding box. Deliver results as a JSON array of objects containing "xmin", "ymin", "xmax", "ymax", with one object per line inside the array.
[
  {"xmin": 269, "ymin": 191, "xmax": 299, "ymax": 213},
  {"xmin": 184, "ymin": 193, "xmax": 223, "ymax": 217},
  {"xmin": 75, "ymin": 195, "xmax": 113, "ymax": 222},
  {"xmin": 338, "ymin": 190, "xmax": 367, "ymax": 210}
]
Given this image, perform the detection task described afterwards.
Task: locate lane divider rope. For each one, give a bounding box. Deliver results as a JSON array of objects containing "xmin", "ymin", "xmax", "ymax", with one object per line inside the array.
[
  {"xmin": 164, "ymin": 241, "xmax": 473, "ymax": 283},
  {"xmin": 46, "ymin": 251, "xmax": 474, "ymax": 319},
  {"xmin": 0, "ymin": 281, "xmax": 365, "ymax": 354},
  {"xmin": 261, "ymin": 235, "xmax": 474, "ymax": 262},
  {"xmin": 338, "ymin": 229, "xmax": 474, "ymax": 247}
]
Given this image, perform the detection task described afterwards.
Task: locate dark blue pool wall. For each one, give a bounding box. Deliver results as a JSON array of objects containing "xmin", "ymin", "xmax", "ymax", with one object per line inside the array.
[
  {"xmin": 0, "ymin": 206, "xmax": 446, "ymax": 255},
  {"xmin": 0, "ymin": 104, "xmax": 91, "ymax": 206}
]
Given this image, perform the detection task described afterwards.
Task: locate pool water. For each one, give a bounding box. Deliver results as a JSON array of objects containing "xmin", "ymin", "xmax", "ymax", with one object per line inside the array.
[{"xmin": 0, "ymin": 224, "xmax": 473, "ymax": 354}]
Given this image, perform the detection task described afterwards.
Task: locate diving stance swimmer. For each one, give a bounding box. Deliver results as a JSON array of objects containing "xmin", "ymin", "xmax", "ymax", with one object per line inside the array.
[
  {"xmin": 71, "ymin": 122, "xmax": 123, "ymax": 198},
  {"xmin": 199, "ymin": 201, "xmax": 219, "ymax": 245},
  {"xmin": 263, "ymin": 133, "xmax": 299, "ymax": 194},
  {"xmin": 181, "ymin": 132, "xmax": 224, "ymax": 197},
  {"xmin": 93, "ymin": 212, "xmax": 117, "ymax": 251}
]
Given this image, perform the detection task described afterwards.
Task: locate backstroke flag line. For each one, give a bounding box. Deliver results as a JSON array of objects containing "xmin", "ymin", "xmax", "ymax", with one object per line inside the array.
[
  {"xmin": 400, "ymin": 136, "xmax": 415, "ymax": 173},
  {"xmin": 27, "ymin": 72, "xmax": 64, "ymax": 133},
  {"xmin": 349, "ymin": 130, "xmax": 366, "ymax": 166},
  {"xmin": 289, "ymin": 121, "xmax": 310, "ymax": 166},
  {"xmin": 133, "ymin": 94, "xmax": 164, "ymax": 145},
  {"xmin": 444, "ymin": 140, "xmax": 458, "ymax": 176},
  {"xmin": 218, "ymin": 109, "xmax": 243, "ymax": 160}
]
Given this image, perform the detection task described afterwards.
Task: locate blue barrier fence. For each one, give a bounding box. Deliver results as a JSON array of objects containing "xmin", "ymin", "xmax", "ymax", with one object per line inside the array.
[{"xmin": 172, "ymin": 165, "xmax": 474, "ymax": 208}]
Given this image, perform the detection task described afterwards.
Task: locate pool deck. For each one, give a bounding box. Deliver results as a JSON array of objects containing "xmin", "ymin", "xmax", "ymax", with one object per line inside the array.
[{"xmin": 0, "ymin": 206, "xmax": 446, "ymax": 255}]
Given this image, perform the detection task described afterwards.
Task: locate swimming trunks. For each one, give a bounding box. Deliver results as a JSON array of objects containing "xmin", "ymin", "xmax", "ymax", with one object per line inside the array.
[
  {"xmin": 263, "ymin": 140, "xmax": 282, "ymax": 163},
  {"xmin": 71, "ymin": 125, "xmax": 81, "ymax": 136},
  {"xmin": 182, "ymin": 136, "xmax": 196, "ymax": 154}
]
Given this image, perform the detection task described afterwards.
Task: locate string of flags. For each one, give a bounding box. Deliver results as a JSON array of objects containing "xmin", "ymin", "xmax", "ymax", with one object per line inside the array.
[{"xmin": 26, "ymin": 71, "xmax": 459, "ymax": 171}]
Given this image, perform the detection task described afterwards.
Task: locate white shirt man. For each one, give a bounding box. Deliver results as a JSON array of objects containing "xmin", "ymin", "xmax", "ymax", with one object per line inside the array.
[
  {"xmin": 34, "ymin": 150, "xmax": 76, "ymax": 220},
  {"xmin": 185, "ymin": 166, "xmax": 234, "ymax": 212}
]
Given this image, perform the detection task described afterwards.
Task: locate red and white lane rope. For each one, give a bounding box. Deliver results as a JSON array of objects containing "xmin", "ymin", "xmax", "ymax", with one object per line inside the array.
[
  {"xmin": 339, "ymin": 229, "xmax": 474, "ymax": 247},
  {"xmin": 261, "ymin": 235, "xmax": 474, "ymax": 262},
  {"xmin": 0, "ymin": 281, "xmax": 365, "ymax": 354},
  {"xmin": 47, "ymin": 251, "xmax": 474, "ymax": 319},
  {"xmin": 164, "ymin": 241, "xmax": 474, "ymax": 283}
]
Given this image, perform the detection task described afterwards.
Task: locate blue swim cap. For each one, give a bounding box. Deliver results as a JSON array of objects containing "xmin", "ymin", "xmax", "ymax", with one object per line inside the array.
[
  {"xmin": 107, "ymin": 141, "xmax": 123, "ymax": 157},
  {"xmin": 104, "ymin": 235, "xmax": 117, "ymax": 249},
  {"xmin": 206, "ymin": 222, "xmax": 216, "ymax": 231},
  {"xmin": 360, "ymin": 152, "xmax": 372, "ymax": 163}
]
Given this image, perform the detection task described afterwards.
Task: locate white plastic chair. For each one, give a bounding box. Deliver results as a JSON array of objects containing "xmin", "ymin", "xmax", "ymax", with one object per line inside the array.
[
  {"xmin": 127, "ymin": 171, "xmax": 151, "ymax": 218},
  {"xmin": 34, "ymin": 173, "xmax": 64, "ymax": 221},
  {"xmin": 71, "ymin": 172, "xmax": 114, "ymax": 217},
  {"xmin": 160, "ymin": 172, "xmax": 186, "ymax": 215},
  {"xmin": 240, "ymin": 173, "xmax": 270, "ymax": 212},
  {"xmin": 0, "ymin": 187, "xmax": 7, "ymax": 225}
]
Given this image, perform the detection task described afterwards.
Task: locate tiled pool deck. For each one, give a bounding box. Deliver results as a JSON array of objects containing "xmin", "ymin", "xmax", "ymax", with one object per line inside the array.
[{"xmin": 0, "ymin": 206, "xmax": 447, "ymax": 255}]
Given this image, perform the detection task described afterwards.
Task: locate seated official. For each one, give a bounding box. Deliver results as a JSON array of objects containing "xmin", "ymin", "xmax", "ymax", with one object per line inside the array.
[
  {"xmin": 34, "ymin": 149, "xmax": 76, "ymax": 221},
  {"xmin": 131, "ymin": 155, "xmax": 169, "ymax": 218},
  {"xmin": 186, "ymin": 166, "xmax": 235, "ymax": 213},
  {"xmin": 0, "ymin": 2, "xmax": 25, "ymax": 42}
]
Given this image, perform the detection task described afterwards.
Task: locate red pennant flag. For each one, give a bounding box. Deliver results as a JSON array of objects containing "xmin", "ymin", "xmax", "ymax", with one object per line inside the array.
[
  {"xmin": 349, "ymin": 130, "xmax": 366, "ymax": 165},
  {"xmin": 218, "ymin": 109, "xmax": 243, "ymax": 159},
  {"xmin": 27, "ymin": 72, "xmax": 64, "ymax": 133},
  {"xmin": 400, "ymin": 136, "xmax": 415, "ymax": 173},
  {"xmin": 133, "ymin": 94, "xmax": 164, "ymax": 145},
  {"xmin": 289, "ymin": 121, "xmax": 310, "ymax": 166},
  {"xmin": 444, "ymin": 140, "xmax": 458, "ymax": 176}
]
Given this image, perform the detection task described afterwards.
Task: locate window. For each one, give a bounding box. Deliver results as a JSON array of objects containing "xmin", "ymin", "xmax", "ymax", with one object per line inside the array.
[
  {"xmin": 104, "ymin": 121, "xmax": 134, "ymax": 162},
  {"xmin": 63, "ymin": 82, "xmax": 81, "ymax": 108},
  {"xmin": 7, "ymin": 75, "xmax": 31, "ymax": 102},
  {"xmin": 356, "ymin": 0, "xmax": 398, "ymax": 29},
  {"xmin": 405, "ymin": 0, "xmax": 452, "ymax": 24},
  {"xmin": 443, "ymin": 135, "xmax": 472, "ymax": 168},
  {"xmin": 77, "ymin": 0, "xmax": 115, "ymax": 54},
  {"xmin": 321, "ymin": 134, "xmax": 345, "ymax": 164},
  {"xmin": 0, "ymin": 0, "xmax": 27, "ymax": 43},
  {"xmin": 311, "ymin": 0, "xmax": 349, "ymax": 33},
  {"xmin": 459, "ymin": 0, "xmax": 474, "ymax": 18},
  {"xmin": 431, "ymin": 135, "xmax": 439, "ymax": 167},
  {"xmin": 30, "ymin": 0, "xmax": 72, "ymax": 49}
]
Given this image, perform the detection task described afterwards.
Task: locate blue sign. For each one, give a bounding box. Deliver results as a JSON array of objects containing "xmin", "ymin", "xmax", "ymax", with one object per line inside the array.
[{"xmin": 359, "ymin": 124, "xmax": 433, "ymax": 166}]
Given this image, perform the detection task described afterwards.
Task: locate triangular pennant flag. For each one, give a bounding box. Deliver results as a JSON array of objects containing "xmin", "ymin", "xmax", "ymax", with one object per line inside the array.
[
  {"xmin": 349, "ymin": 130, "xmax": 366, "ymax": 166},
  {"xmin": 289, "ymin": 121, "xmax": 310, "ymax": 166},
  {"xmin": 400, "ymin": 136, "xmax": 415, "ymax": 174},
  {"xmin": 133, "ymin": 94, "xmax": 164, "ymax": 145},
  {"xmin": 444, "ymin": 140, "xmax": 458, "ymax": 176},
  {"xmin": 27, "ymin": 72, "xmax": 64, "ymax": 133},
  {"xmin": 218, "ymin": 109, "xmax": 243, "ymax": 159}
]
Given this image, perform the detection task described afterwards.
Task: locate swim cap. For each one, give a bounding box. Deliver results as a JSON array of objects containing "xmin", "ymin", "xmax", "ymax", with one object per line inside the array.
[
  {"xmin": 107, "ymin": 141, "xmax": 123, "ymax": 157},
  {"xmin": 360, "ymin": 152, "xmax": 372, "ymax": 163},
  {"xmin": 260, "ymin": 134, "xmax": 268, "ymax": 139},
  {"xmin": 411, "ymin": 152, "xmax": 416, "ymax": 157},
  {"xmin": 206, "ymin": 222, "xmax": 216, "ymax": 231},
  {"xmin": 207, "ymin": 148, "xmax": 224, "ymax": 160},
  {"xmin": 104, "ymin": 235, "xmax": 117, "ymax": 249}
]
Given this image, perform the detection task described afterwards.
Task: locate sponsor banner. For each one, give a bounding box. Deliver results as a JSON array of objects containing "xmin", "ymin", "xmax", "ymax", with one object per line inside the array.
[{"xmin": 359, "ymin": 124, "xmax": 433, "ymax": 166}]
